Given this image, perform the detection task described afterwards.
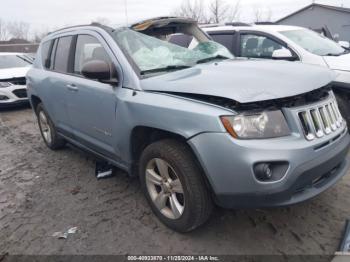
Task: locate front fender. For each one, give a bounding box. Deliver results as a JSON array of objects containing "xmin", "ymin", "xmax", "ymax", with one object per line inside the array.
[{"xmin": 115, "ymin": 90, "xmax": 232, "ymax": 163}]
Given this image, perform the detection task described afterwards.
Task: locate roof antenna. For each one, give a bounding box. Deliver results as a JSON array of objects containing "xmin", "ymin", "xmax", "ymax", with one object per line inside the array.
[{"xmin": 124, "ymin": 0, "xmax": 129, "ymax": 25}]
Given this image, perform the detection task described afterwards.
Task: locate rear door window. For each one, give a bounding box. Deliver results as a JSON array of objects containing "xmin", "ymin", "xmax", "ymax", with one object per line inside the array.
[
  {"xmin": 210, "ymin": 34, "xmax": 234, "ymax": 52},
  {"xmin": 53, "ymin": 36, "xmax": 74, "ymax": 73}
]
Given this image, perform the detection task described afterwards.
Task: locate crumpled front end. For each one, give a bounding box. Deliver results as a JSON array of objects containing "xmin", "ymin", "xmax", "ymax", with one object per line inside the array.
[{"xmin": 188, "ymin": 90, "xmax": 350, "ymax": 208}]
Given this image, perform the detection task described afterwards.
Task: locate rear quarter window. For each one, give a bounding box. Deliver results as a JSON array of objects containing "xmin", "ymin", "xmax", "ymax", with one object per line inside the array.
[{"xmin": 41, "ymin": 40, "xmax": 52, "ymax": 69}]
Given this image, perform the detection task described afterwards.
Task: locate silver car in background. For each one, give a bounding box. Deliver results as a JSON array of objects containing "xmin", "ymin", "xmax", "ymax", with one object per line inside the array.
[{"xmin": 0, "ymin": 52, "xmax": 32, "ymax": 107}]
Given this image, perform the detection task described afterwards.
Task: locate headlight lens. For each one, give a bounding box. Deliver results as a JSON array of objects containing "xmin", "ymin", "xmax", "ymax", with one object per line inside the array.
[
  {"xmin": 0, "ymin": 82, "xmax": 11, "ymax": 88},
  {"xmin": 221, "ymin": 110, "xmax": 290, "ymax": 139}
]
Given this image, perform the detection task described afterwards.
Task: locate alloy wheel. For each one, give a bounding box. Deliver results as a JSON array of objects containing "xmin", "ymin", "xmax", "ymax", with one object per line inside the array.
[
  {"xmin": 145, "ymin": 158, "xmax": 185, "ymax": 220},
  {"xmin": 39, "ymin": 111, "xmax": 52, "ymax": 144}
]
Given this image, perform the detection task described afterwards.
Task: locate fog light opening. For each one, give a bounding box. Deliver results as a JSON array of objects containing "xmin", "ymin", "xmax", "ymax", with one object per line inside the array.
[
  {"xmin": 254, "ymin": 162, "xmax": 289, "ymax": 182},
  {"xmin": 0, "ymin": 95, "xmax": 9, "ymax": 101},
  {"xmin": 255, "ymin": 164, "xmax": 273, "ymax": 181}
]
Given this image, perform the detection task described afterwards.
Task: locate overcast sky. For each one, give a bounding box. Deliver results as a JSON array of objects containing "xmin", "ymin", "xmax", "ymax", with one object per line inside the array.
[{"xmin": 1, "ymin": 0, "xmax": 349, "ymax": 34}]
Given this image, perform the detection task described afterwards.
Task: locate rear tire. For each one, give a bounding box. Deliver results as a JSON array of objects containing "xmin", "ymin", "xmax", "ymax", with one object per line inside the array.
[
  {"xmin": 334, "ymin": 92, "xmax": 350, "ymax": 130},
  {"xmin": 139, "ymin": 139, "xmax": 213, "ymax": 233},
  {"xmin": 36, "ymin": 103, "xmax": 65, "ymax": 150}
]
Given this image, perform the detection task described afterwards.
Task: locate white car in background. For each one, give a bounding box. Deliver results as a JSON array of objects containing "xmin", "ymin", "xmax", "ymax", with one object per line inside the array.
[
  {"xmin": 199, "ymin": 24, "xmax": 350, "ymax": 125},
  {"xmin": 0, "ymin": 52, "xmax": 32, "ymax": 107}
]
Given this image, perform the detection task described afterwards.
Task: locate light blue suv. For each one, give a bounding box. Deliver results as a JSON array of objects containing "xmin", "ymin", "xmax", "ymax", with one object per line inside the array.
[{"xmin": 27, "ymin": 17, "xmax": 350, "ymax": 232}]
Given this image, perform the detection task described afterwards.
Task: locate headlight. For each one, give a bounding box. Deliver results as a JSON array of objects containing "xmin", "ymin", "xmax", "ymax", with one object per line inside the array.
[
  {"xmin": 0, "ymin": 82, "xmax": 11, "ymax": 88},
  {"xmin": 221, "ymin": 110, "xmax": 290, "ymax": 139}
]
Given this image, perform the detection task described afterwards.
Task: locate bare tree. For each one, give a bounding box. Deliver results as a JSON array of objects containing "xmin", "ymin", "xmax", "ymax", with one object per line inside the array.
[
  {"xmin": 265, "ymin": 7, "xmax": 273, "ymax": 22},
  {"xmin": 0, "ymin": 19, "xmax": 10, "ymax": 41},
  {"xmin": 32, "ymin": 28, "xmax": 50, "ymax": 43},
  {"xmin": 253, "ymin": 5, "xmax": 264, "ymax": 23},
  {"xmin": 8, "ymin": 21, "xmax": 30, "ymax": 40},
  {"xmin": 208, "ymin": 0, "xmax": 230, "ymax": 23},
  {"xmin": 253, "ymin": 5, "xmax": 274, "ymax": 23},
  {"xmin": 173, "ymin": 0, "xmax": 209, "ymax": 23},
  {"xmin": 227, "ymin": 0, "xmax": 241, "ymax": 23}
]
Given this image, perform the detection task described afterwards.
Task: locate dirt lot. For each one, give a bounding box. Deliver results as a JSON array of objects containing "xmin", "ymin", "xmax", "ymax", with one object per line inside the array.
[{"xmin": 1, "ymin": 106, "xmax": 350, "ymax": 256}]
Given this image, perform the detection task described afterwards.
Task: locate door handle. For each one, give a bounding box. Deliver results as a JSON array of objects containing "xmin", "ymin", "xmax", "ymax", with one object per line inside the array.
[{"xmin": 66, "ymin": 84, "xmax": 79, "ymax": 92}]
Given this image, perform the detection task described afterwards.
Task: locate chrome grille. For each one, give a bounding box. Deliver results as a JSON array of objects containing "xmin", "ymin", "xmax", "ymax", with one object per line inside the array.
[{"xmin": 298, "ymin": 99, "xmax": 344, "ymax": 141}]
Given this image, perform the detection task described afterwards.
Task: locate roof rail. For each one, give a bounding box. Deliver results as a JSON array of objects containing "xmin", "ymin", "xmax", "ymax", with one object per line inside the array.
[
  {"xmin": 47, "ymin": 23, "xmax": 112, "ymax": 36},
  {"xmin": 200, "ymin": 23, "xmax": 222, "ymax": 28},
  {"xmin": 255, "ymin": 22, "xmax": 276, "ymax": 25},
  {"xmin": 225, "ymin": 22, "xmax": 251, "ymax": 26}
]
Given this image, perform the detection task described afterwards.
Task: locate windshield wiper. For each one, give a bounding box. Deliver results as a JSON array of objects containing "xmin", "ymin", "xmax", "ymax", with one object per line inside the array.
[
  {"xmin": 325, "ymin": 53, "xmax": 342, "ymax": 56},
  {"xmin": 324, "ymin": 49, "xmax": 350, "ymax": 56},
  {"xmin": 16, "ymin": 55, "xmax": 33, "ymax": 64},
  {"xmin": 196, "ymin": 55, "xmax": 229, "ymax": 64},
  {"xmin": 140, "ymin": 65, "xmax": 191, "ymax": 75}
]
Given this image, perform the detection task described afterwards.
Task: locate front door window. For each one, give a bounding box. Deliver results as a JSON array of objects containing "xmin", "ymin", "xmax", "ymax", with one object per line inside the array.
[{"xmin": 240, "ymin": 34, "xmax": 286, "ymax": 59}]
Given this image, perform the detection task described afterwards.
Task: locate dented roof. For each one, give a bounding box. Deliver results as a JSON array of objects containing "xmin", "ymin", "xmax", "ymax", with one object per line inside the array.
[{"xmin": 131, "ymin": 17, "xmax": 197, "ymax": 31}]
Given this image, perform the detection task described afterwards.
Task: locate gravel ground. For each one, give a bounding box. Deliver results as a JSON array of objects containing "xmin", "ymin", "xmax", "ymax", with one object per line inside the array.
[{"xmin": 1, "ymin": 106, "xmax": 350, "ymax": 256}]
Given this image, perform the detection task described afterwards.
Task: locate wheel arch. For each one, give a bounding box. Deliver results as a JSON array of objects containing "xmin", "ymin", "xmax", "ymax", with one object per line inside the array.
[
  {"xmin": 30, "ymin": 95, "xmax": 42, "ymax": 113},
  {"xmin": 130, "ymin": 126, "xmax": 187, "ymax": 164},
  {"xmin": 130, "ymin": 126, "xmax": 216, "ymax": 196}
]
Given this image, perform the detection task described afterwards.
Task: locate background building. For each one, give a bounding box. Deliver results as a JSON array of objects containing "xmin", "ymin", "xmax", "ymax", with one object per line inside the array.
[
  {"xmin": 277, "ymin": 3, "xmax": 350, "ymax": 42},
  {"xmin": 0, "ymin": 39, "xmax": 38, "ymax": 53}
]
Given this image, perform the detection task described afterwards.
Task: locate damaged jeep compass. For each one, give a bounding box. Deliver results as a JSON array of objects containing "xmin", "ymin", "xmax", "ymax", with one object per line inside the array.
[{"xmin": 27, "ymin": 17, "xmax": 350, "ymax": 232}]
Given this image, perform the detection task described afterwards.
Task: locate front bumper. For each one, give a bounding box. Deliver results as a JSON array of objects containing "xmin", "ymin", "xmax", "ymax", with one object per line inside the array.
[
  {"xmin": 0, "ymin": 85, "xmax": 28, "ymax": 107},
  {"xmin": 188, "ymin": 128, "xmax": 350, "ymax": 209}
]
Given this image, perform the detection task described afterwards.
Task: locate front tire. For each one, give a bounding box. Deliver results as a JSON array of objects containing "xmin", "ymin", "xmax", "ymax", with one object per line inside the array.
[
  {"xmin": 36, "ymin": 103, "xmax": 65, "ymax": 150},
  {"xmin": 139, "ymin": 139, "xmax": 213, "ymax": 232}
]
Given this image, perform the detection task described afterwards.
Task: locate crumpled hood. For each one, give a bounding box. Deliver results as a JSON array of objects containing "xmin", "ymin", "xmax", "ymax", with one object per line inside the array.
[
  {"xmin": 141, "ymin": 59, "xmax": 335, "ymax": 103},
  {"xmin": 323, "ymin": 53, "xmax": 350, "ymax": 71},
  {"xmin": 0, "ymin": 67, "xmax": 30, "ymax": 80}
]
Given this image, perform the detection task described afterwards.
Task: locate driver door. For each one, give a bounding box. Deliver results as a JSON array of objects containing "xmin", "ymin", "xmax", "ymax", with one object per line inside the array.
[{"xmin": 65, "ymin": 33, "xmax": 119, "ymax": 157}]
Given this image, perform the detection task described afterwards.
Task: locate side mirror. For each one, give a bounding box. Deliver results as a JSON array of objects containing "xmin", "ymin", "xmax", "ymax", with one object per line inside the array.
[
  {"xmin": 272, "ymin": 49, "xmax": 295, "ymax": 60},
  {"xmin": 333, "ymin": 34, "xmax": 340, "ymax": 42},
  {"xmin": 338, "ymin": 41, "xmax": 350, "ymax": 49},
  {"xmin": 81, "ymin": 60, "xmax": 118, "ymax": 85}
]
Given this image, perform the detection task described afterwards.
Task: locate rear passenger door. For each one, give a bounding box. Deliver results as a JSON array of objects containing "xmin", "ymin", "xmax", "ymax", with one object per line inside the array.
[
  {"xmin": 44, "ymin": 35, "xmax": 75, "ymax": 136},
  {"xmin": 65, "ymin": 33, "xmax": 119, "ymax": 157}
]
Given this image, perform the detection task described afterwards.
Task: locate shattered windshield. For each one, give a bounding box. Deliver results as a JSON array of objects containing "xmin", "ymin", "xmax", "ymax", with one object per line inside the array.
[
  {"xmin": 111, "ymin": 28, "xmax": 233, "ymax": 75},
  {"xmin": 280, "ymin": 29, "xmax": 345, "ymax": 56}
]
